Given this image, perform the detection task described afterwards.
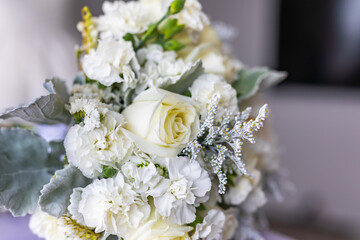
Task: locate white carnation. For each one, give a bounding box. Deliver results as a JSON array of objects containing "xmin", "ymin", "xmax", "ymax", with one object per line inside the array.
[
  {"xmin": 127, "ymin": 210, "xmax": 192, "ymax": 240},
  {"xmin": 29, "ymin": 208, "xmax": 100, "ymax": 240},
  {"xmin": 121, "ymin": 156, "xmax": 168, "ymax": 199},
  {"xmin": 77, "ymin": 173, "xmax": 151, "ymax": 238},
  {"xmin": 241, "ymin": 187, "xmax": 267, "ymax": 213},
  {"xmin": 174, "ymin": 0, "xmax": 210, "ymax": 31},
  {"xmin": 222, "ymin": 208, "xmax": 239, "ymax": 240},
  {"xmin": 153, "ymin": 157, "xmax": 211, "ymax": 225},
  {"xmin": 224, "ymin": 168, "xmax": 261, "ymax": 206},
  {"xmin": 64, "ymin": 111, "xmax": 133, "ymax": 178},
  {"xmin": 82, "ymin": 38, "xmax": 136, "ymax": 87},
  {"xmin": 191, "ymin": 209, "xmax": 226, "ymax": 240},
  {"xmin": 29, "ymin": 208, "xmax": 66, "ymax": 240},
  {"xmin": 190, "ymin": 74, "xmax": 238, "ymax": 118},
  {"xmin": 137, "ymin": 44, "xmax": 189, "ymax": 88},
  {"xmin": 97, "ymin": 1, "xmax": 155, "ymax": 39}
]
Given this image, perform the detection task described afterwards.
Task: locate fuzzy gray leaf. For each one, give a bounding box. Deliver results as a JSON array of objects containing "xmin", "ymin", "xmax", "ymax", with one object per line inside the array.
[
  {"xmin": 162, "ymin": 60, "xmax": 204, "ymax": 95},
  {"xmin": 39, "ymin": 165, "xmax": 91, "ymax": 218},
  {"xmin": 0, "ymin": 128, "xmax": 62, "ymax": 216},
  {"xmin": 0, "ymin": 94, "xmax": 71, "ymax": 125},
  {"xmin": 232, "ymin": 67, "xmax": 287, "ymax": 101},
  {"xmin": 43, "ymin": 78, "xmax": 70, "ymax": 102}
]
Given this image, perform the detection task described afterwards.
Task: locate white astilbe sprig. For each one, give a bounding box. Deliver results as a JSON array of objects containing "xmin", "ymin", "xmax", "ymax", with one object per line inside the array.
[{"xmin": 182, "ymin": 95, "xmax": 269, "ymax": 194}]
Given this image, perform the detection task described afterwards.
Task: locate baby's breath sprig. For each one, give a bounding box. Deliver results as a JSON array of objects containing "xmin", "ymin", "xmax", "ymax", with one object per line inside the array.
[{"xmin": 182, "ymin": 95, "xmax": 269, "ymax": 194}]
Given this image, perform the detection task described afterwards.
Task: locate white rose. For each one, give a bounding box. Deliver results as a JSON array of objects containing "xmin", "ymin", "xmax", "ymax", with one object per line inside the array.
[
  {"xmin": 82, "ymin": 38, "xmax": 136, "ymax": 87},
  {"xmin": 64, "ymin": 111, "xmax": 133, "ymax": 178},
  {"xmin": 77, "ymin": 173, "xmax": 151, "ymax": 238},
  {"xmin": 122, "ymin": 87, "xmax": 200, "ymax": 157},
  {"xmin": 152, "ymin": 156, "xmax": 211, "ymax": 225},
  {"xmin": 190, "ymin": 74, "xmax": 238, "ymax": 118},
  {"xmin": 191, "ymin": 209, "xmax": 226, "ymax": 240},
  {"xmin": 97, "ymin": 1, "xmax": 155, "ymax": 39},
  {"xmin": 127, "ymin": 209, "xmax": 192, "ymax": 240}
]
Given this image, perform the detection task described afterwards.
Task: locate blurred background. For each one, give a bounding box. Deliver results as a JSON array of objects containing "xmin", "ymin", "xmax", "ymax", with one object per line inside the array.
[{"xmin": 0, "ymin": 0, "xmax": 359, "ymax": 239}]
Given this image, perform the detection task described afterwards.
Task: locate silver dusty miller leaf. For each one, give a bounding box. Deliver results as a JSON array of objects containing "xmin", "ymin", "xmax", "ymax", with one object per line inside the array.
[
  {"xmin": 0, "ymin": 78, "xmax": 71, "ymax": 125},
  {"xmin": 0, "ymin": 128, "xmax": 63, "ymax": 216},
  {"xmin": 39, "ymin": 164, "xmax": 91, "ymax": 218}
]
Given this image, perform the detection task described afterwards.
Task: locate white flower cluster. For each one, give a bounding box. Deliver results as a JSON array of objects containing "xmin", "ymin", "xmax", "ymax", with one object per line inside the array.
[{"xmin": 28, "ymin": 0, "xmax": 283, "ymax": 240}]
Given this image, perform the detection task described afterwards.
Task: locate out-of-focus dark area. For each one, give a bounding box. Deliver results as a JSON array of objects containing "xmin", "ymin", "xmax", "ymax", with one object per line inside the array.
[
  {"xmin": 0, "ymin": 0, "xmax": 359, "ymax": 239},
  {"xmin": 279, "ymin": 0, "xmax": 360, "ymax": 86}
]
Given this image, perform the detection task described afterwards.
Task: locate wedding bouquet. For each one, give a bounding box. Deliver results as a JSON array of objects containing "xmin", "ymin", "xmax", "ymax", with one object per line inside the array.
[{"xmin": 0, "ymin": 0, "xmax": 288, "ymax": 239}]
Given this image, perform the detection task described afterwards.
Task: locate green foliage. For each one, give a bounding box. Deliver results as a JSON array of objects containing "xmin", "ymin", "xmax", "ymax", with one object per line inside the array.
[
  {"xmin": 160, "ymin": 19, "xmax": 185, "ymax": 40},
  {"xmin": 162, "ymin": 60, "xmax": 204, "ymax": 95},
  {"xmin": 0, "ymin": 128, "xmax": 63, "ymax": 216},
  {"xmin": 0, "ymin": 78, "xmax": 71, "ymax": 125},
  {"xmin": 123, "ymin": 33, "xmax": 136, "ymax": 48},
  {"xmin": 232, "ymin": 67, "xmax": 287, "ymax": 102},
  {"xmin": 164, "ymin": 39, "xmax": 185, "ymax": 51},
  {"xmin": 39, "ymin": 165, "xmax": 91, "ymax": 218},
  {"xmin": 136, "ymin": 1, "xmax": 186, "ymax": 51},
  {"xmin": 102, "ymin": 166, "xmax": 118, "ymax": 178}
]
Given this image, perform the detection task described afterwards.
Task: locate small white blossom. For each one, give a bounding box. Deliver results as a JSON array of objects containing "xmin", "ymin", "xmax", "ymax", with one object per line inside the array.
[
  {"xmin": 64, "ymin": 111, "xmax": 133, "ymax": 178},
  {"xmin": 97, "ymin": 1, "xmax": 155, "ymax": 39},
  {"xmin": 153, "ymin": 157, "xmax": 211, "ymax": 225},
  {"xmin": 77, "ymin": 173, "xmax": 151, "ymax": 238},
  {"xmin": 68, "ymin": 98, "xmax": 109, "ymax": 131},
  {"xmin": 190, "ymin": 74, "xmax": 238, "ymax": 118},
  {"xmin": 82, "ymin": 38, "xmax": 136, "ymax": 87}
]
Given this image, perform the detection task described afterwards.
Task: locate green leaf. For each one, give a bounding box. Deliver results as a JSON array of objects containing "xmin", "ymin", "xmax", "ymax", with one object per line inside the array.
[
  {"xmin": 39, "ymin": 165, "xmax": 91, "ymax": 218},
  {"xmin": 102, "ymin": 166, "xmax": 118, "ymax": 178},
  {"xmin": 232, "ymin": 67, "xmax": 287, "ymax": 102},
  {"xmin": 0, "ymin": 79, "xmax": 72, "ymax": 125},
  {"xmin": 0, "ymin": 128, "xmax": 63, "ymax": 216},
  {"xmin": 160, "ymin": 19, "xmax": 185, "ymax": 40},
  {"xmin": 162, "ymin": 60, "xmax": 204, "ymax": 95}
]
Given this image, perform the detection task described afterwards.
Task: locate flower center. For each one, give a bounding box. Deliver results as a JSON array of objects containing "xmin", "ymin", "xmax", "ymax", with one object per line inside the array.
[{"xmin": 169, "ymin": 177, "xmax": 195, "ymax": 204}]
